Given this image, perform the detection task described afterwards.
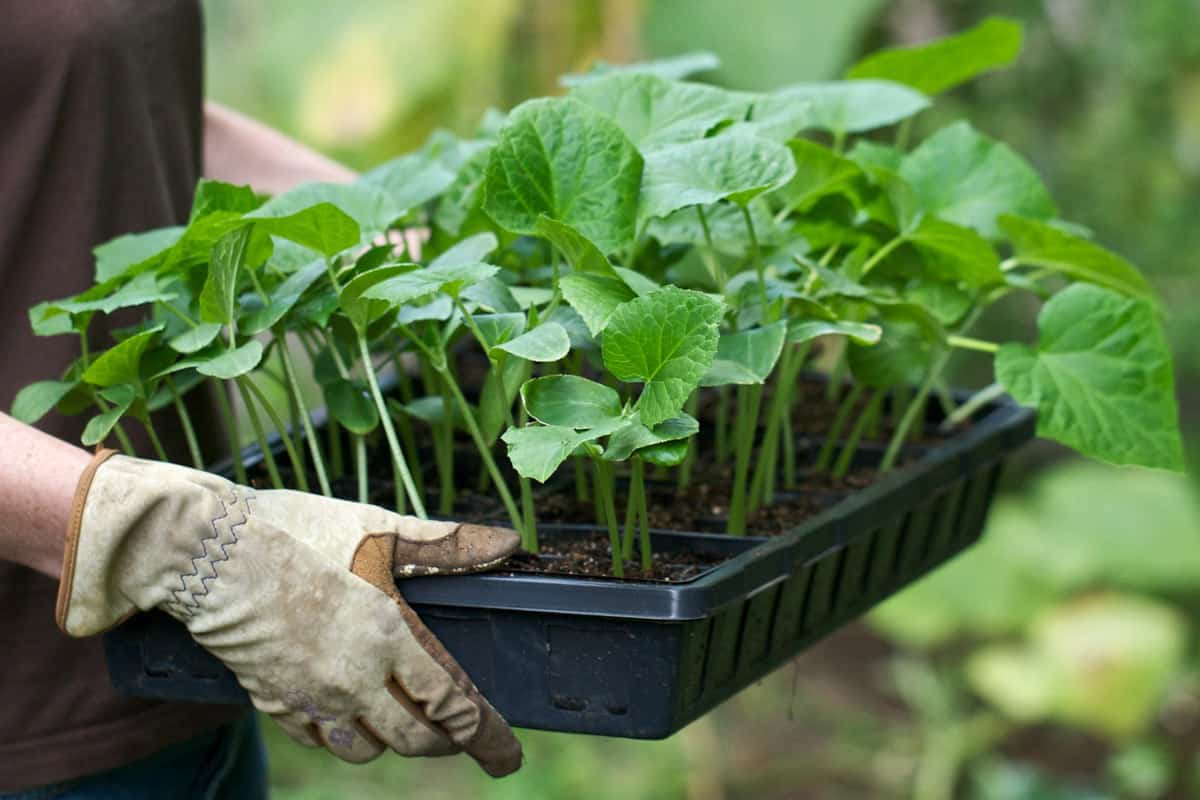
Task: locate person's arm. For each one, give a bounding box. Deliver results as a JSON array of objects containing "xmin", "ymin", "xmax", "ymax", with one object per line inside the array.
[
  {"xmin": 203, "ymin": 100, "xmax": 356, "ymax": 193},
  {"xmin": 0, "ymin": 412, "xmax": 90, "ymax": 579}
]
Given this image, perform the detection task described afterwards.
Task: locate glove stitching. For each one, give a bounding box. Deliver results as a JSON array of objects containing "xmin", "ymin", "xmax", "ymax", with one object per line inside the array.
[{"xmin": 165, "ymin": 486, "xmax": 254, "ymax": 617}]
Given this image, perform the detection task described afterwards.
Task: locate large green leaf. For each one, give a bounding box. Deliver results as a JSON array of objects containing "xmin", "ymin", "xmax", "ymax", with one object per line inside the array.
[
  {"xmin": 167, "ymin": 323, "xmax": 223, "ymax": 354},
  {"xmin": 788, "ymin": 319, "xmax": 882, "ymax": 346},
  {"xmin": 847, "ymin": 17, "xmax": 1023, "ymax": 96},
  {"xmin": 639, "ymin": 134, "xmax": 796, "ymax": 222},
  {"xmin": 360, "ymin": 150, "xmax": 456, "ymax": 215},
  {"xmin": 428, "ymin": 232, "xmax": 499, "ymax": 268},
  {"xmin": 900, "ymin": 122, "xmax": 1056, "ymax": 239},
  {"xmin": 700, "ymin": 321, "xmax": 787, "ymax": 386},
  {"xmin": 570, "ymin": 73, "xmax": 750, "ymax": 150},
  {"xmin": 521, "ymin": 375, "xmax": 624, "ymax": 428},
  {"xmin": 534, "ymin": 216, "xmax": 621, "ymax": 279},
  {"xmin": 494, "ymin": 322, "xmax": 570, "ymax": 362},
  {"xmin": 999, "ymin": 215, "xmax": 1154, "ymax": 300},
  {"xmin": 601, "ymin": 287, "xmax": 723, "ymax": 426},
  {"xmin": 240, "ymin": 260, "xmax": 328, "ymax": 335},
  {"xmin": 338, "ymin": 264, "xmax": 414, "ymax": 333},
  {"xmin": 195, "ymin": 340, "xmax": 265, "ymax": 380},
  {"xmin": 48, "ymin": 272, "xmax": 177, "ymax": 318},
  {"xmin": 11, "ymin": 380, "xmax": 77, "ymax": 424},
  {"xmin": 472, "ymin": 313, "xmax": 526, "ymax": 349},
  {"xmin": 776, "ymin": 139, "xmax": 863, "ymax": 213},
  {"xmin": 902, "ymin": 217, "xmax": 1005, "ymax": 288},
  {"xmin": 254, "ymin": 182, "xmax": 399, "ymax": 241},
  {"xmin": 560, "ymin": 51, "xmax": 720, "ymax": 88},
  {"xmin": 996, "ymin": 284, "xmax": 1184, "ymax": 471},
  {"xmin": 81, "ymin": 326, "xmax": 164, "ymax": 389},
  {"xmin": 501, "ymin": 419, "xmax": 623, "ymax": 483},
  {"xmin": 360, "ymin": 262, "xmax": 499, "ymax": 307},
  {"xmin": 93, "ymin": 227, "xmax": 184, "ymax": 283},
  {"xmin": 847, "ymin": 307, "xmax": 942, "ymax": 388},
  {"xmin": 559, "ymin": 273, "xmax": 637, "ymax": 336},
  {"xmin": 483, "ymin": 97, "xmax": 643, "ymax": 253},
  {"xmin": 199, "ymin": 225, "xmax": 252, "ymax": 326},
  {"xmin": 323, "ymin": 378, "xmax": 379, "ymax": 435},
  {"xmin": 248, "ymin": 202, "xmax": 360, "ymax": 257},
  {"xmin": 603, "ymin": 413, "xmax": 699, "ymax": 462},
  {"xmin": 770, "ymin": 80, "xmax": 930, "ymax": 135}
]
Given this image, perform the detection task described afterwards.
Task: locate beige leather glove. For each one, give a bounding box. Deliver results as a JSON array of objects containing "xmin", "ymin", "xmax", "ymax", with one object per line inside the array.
[{"xmin": 57, "ymin": 450, "xmax": 523, "ymax": 777}]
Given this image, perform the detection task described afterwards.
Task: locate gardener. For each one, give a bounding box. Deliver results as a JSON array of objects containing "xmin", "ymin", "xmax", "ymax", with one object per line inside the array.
[{"xmin": 0, "ymin": 4, "xmax": 520, "ymax": 797}]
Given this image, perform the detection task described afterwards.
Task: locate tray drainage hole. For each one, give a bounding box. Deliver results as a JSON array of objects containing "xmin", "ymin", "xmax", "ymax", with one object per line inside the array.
[{"xmin": 552, "ymin": 695, "xmax": 589, "ymax": 712}]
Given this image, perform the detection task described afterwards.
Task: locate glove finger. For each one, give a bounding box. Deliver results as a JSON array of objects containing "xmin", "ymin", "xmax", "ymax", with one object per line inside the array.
[
  {"xmin": 357, "ymin": 684, "xmax": 461, "ymax": 758},
  {"xmin": 264, "ymin": 710, "xmax": 321, "ymax": 750},
  {"xmin": 389, "ymin": 524, "xmax": 521, "ymax": 577},
  {"xmin": 311, "ymin": 717, "xmax": 387, "ymax": 764}
]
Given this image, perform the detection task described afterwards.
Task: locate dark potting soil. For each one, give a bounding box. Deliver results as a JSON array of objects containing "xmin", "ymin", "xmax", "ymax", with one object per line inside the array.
[{"xmin": 247, "ymin": 377, "xmax": 967, "ymax": 580}]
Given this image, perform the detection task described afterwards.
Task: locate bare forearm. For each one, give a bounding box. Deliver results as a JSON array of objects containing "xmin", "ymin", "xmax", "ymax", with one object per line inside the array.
[
  {"xmin": 203, "ymin": 101, "xmax": 356, "ymax": 194},
  {"xmin": 0, "ymin": 413, "xmax": 91, "ymax": 578}
]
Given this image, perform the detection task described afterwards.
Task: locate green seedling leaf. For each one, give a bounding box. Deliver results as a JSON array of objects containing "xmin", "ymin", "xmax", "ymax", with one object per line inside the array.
[
  {"xmin": 647, "ymin": 199, "xmax": 775, "ymax": 258},
  {"xmin": 494, "ymin": 321, "xmax": 570, "ymax": 362},
  {"xmin": 478, "ymin": 356, "xmax": 531, "ymax": 445},
  {"xmin": 253, "ymin": 181, "xmax": 398, "ymax": 242},
  {"xmin": 168, "ymin": 322, "xmax": 223, "ymax": 354},
  {"xmin": 521, "ymin": 375, "xmax": 624, "ymax": 428},
  {"xmin": 11, "ymin": 380, "xmax": 76, "ymax": 425},
  {"xmin": 94, "ymin": 227, "xmax": 183, "ymax": 283},
  {"xmin": 602, "ymin": 287, "xmax": 723, "ymax": 426},
  {"xmin": 570, "ymin": 72, "xmax": 750, "ymax": 149},
  {"xmin": 82, "ymin": 326, "xmax": 164, "ymax": 389},
  {"xmin": 996, "ymin": 284, "xmax": 1184, "ymax": 471},
  {"xmin": 900, "ymin": 122, "xmax": 1056, "ymax": 239},
  {"xmin": 339, "ymin": 264, "xmax": 417, "ymax": 333},
  {"xmin": 788, "ymin": 319, "xmax": 883, "ymax": 346},
  {"xmin": 462, "ymin": 277, "xmax": 521, "ymax": 313},
  {"xmin": 247, "ymin": 202, "xmax": 360, "ymax": 257},
  {"xmin": 547, "ymin": 305, "xmax": 594, "ymax": 349},
  {"xmin": 721, "ymin": 91, "xmax": 812, "ymax": 143},
  {"xmin": 473, "ymin": 313, "xmax": 527, "ymax": 349},
  {"xmin": 398, "ymin": 295, "xmax": 454, "ymax": 324},
  {"xmin": 47, "ymin": 272, "xmax": 177, "ymax": 318},
  {"xmin": 771, "ymin": 80, "xmax": 929, "ymax": 135},
  {"xmin": 604, "ymin": 413, "xmax": 698, "ymax": 462},
  {"xmin": 240, "ymin": 260, "xmax": 328, "ymax": 335},
  {"xmin": 639, "ymin": 134, "xmax": 796, "ymax": 221},
  {"xmin": 501, "ymin": 418, "xmax": 624, "ymax": 483},
  {"xmin": 777, "ymin": 139, "xmax": 863, "ymax": 213},
  {"xmin": 560, "ymin": 51, "xmax": 720, "ymax": 87},
  {"xmin": 324, "ymin": 378, "xmax": 379, "ymax": 435},
  {"xmin": 199, "ymin": 225, "xmax": 252, "ymax": 327},
  {"xmin": 559, "ymin": 273, "xmax": 637, "ymax": 336},
  {"xmin": 534, "ymin": 216, "xmax": 621, "ymax": 279},
  {"xmin": 429, "ymin": 232, "xmax": 499, "ymax": 268},
  {"xmin": 847, "ymin": 17, "xmax": 1023, "ymax": 96},
  {"xmin": 194, "ymin": 340, "xmax": 264, "ymax": 380},
  {"xmin": 999, "ymin": 215, "xmax": 1155, "ymax": 300},
  {"xmin": 700, "ymin": 321, "xmax": 788, "ymax": 387},
  {"xmin": 434, "ymin": 145, "xmax": 491, "ymax": 236},
  {"xmin": 847, "ymin": 308, "xmax": 942, "ymax": 388},
  {"xmin": 905, "ymin": 279, "xmax": 973, "ymax": 326},
  {"xmin": 189, "ymin": 180, "xmax": 263, "ymax": 221},
  {"xmin": 903, "ymin": 216, "xmax": 1005, "ymax": 288},
  {"xmin": 395, "ymin": 396, "xmax": 450, "ymax": 427},
  {"xmin": 511, "ymin": 287, "xmax": 555, "ymax": 309},
  {"xmin": 28, "ymin": 302, "xmax": 77, "ymax": 337},
  {"xmin": 361, "ymin": 262, "xmax": 500, "ymax": 307},
  {"xmin": 81, "ymin": 391, "xmax": 135, "ymax": 447},
  {"xmin": 848, "ymin": 140, "xmax": 904, "ymax": 172},
  {"xmin": 360, "ymin": 150, "xmax": 456, "ymax": 215},
  {"xmin": 613, "ymin": 267, "xmax": 661, "ymax": 297},
  {"xmin": 483, "ymin": 97, "xmax": 643, "ymax": 253},
  {"xmin": 641, "ymin": 439, "xmax": 690, "ymax": 467}
]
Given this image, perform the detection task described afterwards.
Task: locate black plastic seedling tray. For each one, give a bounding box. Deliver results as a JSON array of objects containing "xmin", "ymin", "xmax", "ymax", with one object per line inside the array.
[{"xmin": 103, "ymin": 398, "xmax": 1035, "ymax": 738}]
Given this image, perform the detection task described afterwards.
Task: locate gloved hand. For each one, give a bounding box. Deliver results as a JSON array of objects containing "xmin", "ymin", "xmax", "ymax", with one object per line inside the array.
[{"xmin": 56, "ymin": 450, "xmax": 523, "ymax": 777}]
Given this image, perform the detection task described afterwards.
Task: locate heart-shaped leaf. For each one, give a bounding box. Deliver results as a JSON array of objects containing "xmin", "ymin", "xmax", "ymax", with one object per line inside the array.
[
  {"xmin": 700, "ymin": 321, "xmax": 788, "ymax": 387},
  {"xmin": 501, "ymin": 418, "xmax": 624, "ymax": 483},
  {"xmin": 521, "ymin": 375, "xmax": 624, "ymax": 428},
  {"xmin": 494, "ymin": 322, "xmax": 571, "ymax": 363},
  {"xmin": 559, "ymin": 273, "xmax": 638, "ymax": 336},
  {"xmin": 602, "ymin": 287, "xmax": 723, "ymax": 426},
  {"xmin": 847, "ymin": 17, "xmax": 1023, "ymax": 96},
  {"xmin": 996, "ymin": 284, "xmax": 1183, "ymax": 471},
  {"xmin": 483, "ymin": 97, "xmax": 643, "ymax": 254},
  {"xmin": 324, "ymin": 378, "xmax": 379, "ymax": 435},
  {"xmin": 603, "ymin": 413, "xmax": 698, "ymax": 462},
  {"xmin": 82, "ymin": 326, "xmax": 165, "ymax": 389},
  {"xmin": 770, "ymin": 80, "xmax": 930, "ymax": 135}
]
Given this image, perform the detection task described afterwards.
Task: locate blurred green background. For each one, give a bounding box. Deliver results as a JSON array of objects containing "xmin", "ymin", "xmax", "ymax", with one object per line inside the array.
[{"xmin": 203, "ymin": 1, "xmax": 1200, "ymax": 797}]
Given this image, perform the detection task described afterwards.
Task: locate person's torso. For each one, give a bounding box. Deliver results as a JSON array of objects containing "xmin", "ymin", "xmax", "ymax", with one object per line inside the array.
[{"xmin": 0, "ymin": 2, "xmax": 245, "ymax": 791}]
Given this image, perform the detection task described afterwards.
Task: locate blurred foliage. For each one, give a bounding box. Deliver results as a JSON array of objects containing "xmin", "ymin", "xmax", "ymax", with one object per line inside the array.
[{"xmin": 202, "ymin": 0, "xmax": 1200, "ymax": 797}]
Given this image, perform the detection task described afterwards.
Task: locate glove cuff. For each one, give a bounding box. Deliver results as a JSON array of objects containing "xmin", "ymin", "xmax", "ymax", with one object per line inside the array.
[{"xmin": 56, "ymin": 448, "xmax": 120, "ymax": 633}]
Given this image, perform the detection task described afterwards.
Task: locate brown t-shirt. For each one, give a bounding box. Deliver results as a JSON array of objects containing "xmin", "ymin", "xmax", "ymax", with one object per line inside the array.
[{"xmin": 0, "ymin": 2, "xmax": 244, "ymax": 791}]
